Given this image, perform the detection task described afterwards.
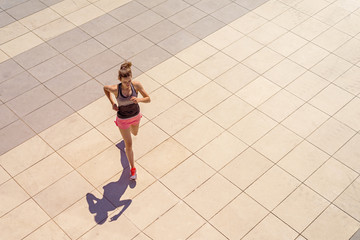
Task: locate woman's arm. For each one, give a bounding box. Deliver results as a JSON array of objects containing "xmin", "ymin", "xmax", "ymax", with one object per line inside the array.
[
  {"xmin": 132, "ymin": 81, "xmax": 151, "ymax": 103},
  {"xmin": 103, "ymin": 85, "xmax": 119, "ymax": 111}
]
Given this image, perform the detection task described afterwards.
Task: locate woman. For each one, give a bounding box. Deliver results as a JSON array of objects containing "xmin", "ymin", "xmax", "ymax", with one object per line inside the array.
[{"xmin": 104, "ymin": 61, "xmax": 150, "ymax": 180}]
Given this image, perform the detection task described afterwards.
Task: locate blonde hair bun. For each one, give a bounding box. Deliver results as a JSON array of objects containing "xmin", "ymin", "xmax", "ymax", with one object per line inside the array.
[{"xmin": 120, "ymin": 61, "xmax": 132, "ymax": 70}]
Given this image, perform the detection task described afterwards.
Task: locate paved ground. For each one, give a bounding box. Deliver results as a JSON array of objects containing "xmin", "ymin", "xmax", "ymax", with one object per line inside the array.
[{"xmin": 1, "ymin": 0, "xmax": 360, "ymax": 239}]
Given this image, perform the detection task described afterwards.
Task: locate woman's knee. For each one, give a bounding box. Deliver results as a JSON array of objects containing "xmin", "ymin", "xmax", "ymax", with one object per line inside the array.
[{"xmin": 124, "ymin": 139, "xmax": 133, "ymax": 149}]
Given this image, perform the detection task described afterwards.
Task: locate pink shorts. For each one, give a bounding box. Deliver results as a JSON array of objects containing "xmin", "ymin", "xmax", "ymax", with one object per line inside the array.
[{"xmin": 114, "ymin": 113, "xmax": 142, "ymax": 129}]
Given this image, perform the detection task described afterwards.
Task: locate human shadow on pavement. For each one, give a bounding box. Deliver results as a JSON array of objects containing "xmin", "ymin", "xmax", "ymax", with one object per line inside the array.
[{"xmin": 86, "ymin": 141, "xmax": 136, "ymax": 224}]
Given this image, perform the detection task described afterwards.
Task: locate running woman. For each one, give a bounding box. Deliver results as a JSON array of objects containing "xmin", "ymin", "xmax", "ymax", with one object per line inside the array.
[{"xmin": 104, "ymin": 61, "xmax": 150, "ymax": 180}]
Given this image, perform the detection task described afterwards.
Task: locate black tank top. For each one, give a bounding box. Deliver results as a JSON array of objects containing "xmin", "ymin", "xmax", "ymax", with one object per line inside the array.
[{"xmin": 116, "ymin": 83, "xmax": 140, "ymax": 119}]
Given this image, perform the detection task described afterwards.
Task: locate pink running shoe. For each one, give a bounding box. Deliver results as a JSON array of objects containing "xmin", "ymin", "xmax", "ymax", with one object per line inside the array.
[{"xmin": 130, "ymin": 168, "xmax": 137, "ymax": 180}]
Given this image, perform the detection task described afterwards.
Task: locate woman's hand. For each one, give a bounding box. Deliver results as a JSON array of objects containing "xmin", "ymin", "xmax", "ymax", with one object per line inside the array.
[
  {"xmin": 112, "ymin": 103, "xmax": 118, "ymax": 111},
  {"xmin": 130, "ymin": 96, "xmax": 139, "ymax": 103}
]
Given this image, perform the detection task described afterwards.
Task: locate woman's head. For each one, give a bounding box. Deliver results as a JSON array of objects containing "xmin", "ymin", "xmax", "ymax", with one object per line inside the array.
[{"xmin": 118, "ymin": 61, "xmax": 132, "ymax": 80}]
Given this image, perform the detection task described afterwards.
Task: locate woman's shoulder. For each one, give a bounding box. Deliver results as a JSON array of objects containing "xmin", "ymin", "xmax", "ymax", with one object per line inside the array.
[
  {"xmin": 132, "ymin": 80, "xmax": 143, "ymax": 90},
  {"xmin": 104, "ymin": 84, "xmax": 119, "ymax": 92}
]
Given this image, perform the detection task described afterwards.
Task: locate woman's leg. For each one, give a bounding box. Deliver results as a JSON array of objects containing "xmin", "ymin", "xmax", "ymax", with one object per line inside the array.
[
  {"xmin": 118, "ymin": 127, "xmax": 135, "ymax": 169},
  {"xmin": 130, "ymin": 123, "xmax": 140, "ymax": 136}
]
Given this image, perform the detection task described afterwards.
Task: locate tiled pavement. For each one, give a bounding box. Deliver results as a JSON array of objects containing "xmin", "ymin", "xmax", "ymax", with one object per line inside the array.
[{"xmin": 1, "ymin": 0, "xmax": 360, "ymax": 239}]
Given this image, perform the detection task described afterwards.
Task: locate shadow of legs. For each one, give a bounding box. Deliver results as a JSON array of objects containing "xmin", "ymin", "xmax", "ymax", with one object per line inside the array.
[{"xmin": 109, "ymin": 199, "xmax": 132, "ymax": 222}]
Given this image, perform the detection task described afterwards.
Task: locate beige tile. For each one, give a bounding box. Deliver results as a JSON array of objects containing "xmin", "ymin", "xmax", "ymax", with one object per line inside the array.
[
  {"xmin": 23, "ymin": 220, "xmax": 70, "ymax": 240},
  {"xmin": 272, "ymin": 7, "xmax": 309, "ymax": 30},
  {"xmin": 40, "ymin": 113, "xmax": 93, "ymax": 150},
  {"xmin": 248, "ymin": 22, "xmax": 287, "ymax": 45},
  {"xmin": 243, "ymin": 47, "xmax": 284, "ymax": 75},
  {"xmin": 15, "ymin": 153, "xmax": 72, "ymax": 196},
  {"xmin": 132, "ymin": 233, "xmax": 152, "ymax": 240},
  {"xmin": 311, "ymin": 54, "xmax": 352, "ymax": 82},
  {"xmin": 223, "ymin": 36, "xmax": 263, "ymax": 62},
  {"xmin": 165, "ymin": 69, "xmax": 211, "ymax": 99},
  {"xmin": 214, "ymin": 63, "xmax": 259, "ymax": 93},
  {"xmin": 0, "ymin": 199, "xmax": 49, "ymax": 240},
  {"xmin": 294, "ymin": 0, "xmax": 330, "ymax": 15},
  {"xmin": 230, "ymin": 12, "xmax": 267, "ymax": 34},
  {"xmin": 305, "ymin": 158, "xmax": 358, "ymax": 201},
  {"xmin": 278, "ymin": 141, "xmax": 330, "ymax": 181},
  {"xmin": 220, "ymin": 148, "xmax": 273, "ymax": 190},
  {"xmin": 335, "ymin": 13, "xmax": 360, "ymax": 36},
  {"xmin": 0, "ymin": 50, "xmax": 9, "ymax": 63},
  {"xmin": 0, "ymin": 179, "xmax": 29, "ymax": 217},
  {"xmin": 0, "ymin": 135, "xmax": 53, "ymax": 176},
  {"xmin": 303, "ymin": 205, "xmax": 360, "ymax": 240},
  {"xmin": 335, "ymin": 178, "xmax": 360, "ymax": 221},
  {"xmin": 210, "ymin": 193, "xmax": 268, "ymax": 239},
  {"xmin": 196, "ymin": 131, "xmax": 247, "ymax": 170},
  {"xmin": 0, "ymin": 166, "xmax": 10, "ymax": 185},
  {"xmin": 253, "ymin": 0, "xmax": 289, "ymax": 20},
  {"xmin": 20, "ymin": 8, "xmax": 61, "ymax": 30},
  {"xmin": 147, "ymin": 57, "xmax": 190, "ymax": 85},
  {"xmin": 229, "ymin": 109, "xmax": 277, "ymax": 145},
  {"xmin": 295, "ymin": 236, "xmax": 307, "ymax": 240},
  {"xmin": 333, "ymin": 65, "xmax": 360, "ymax": 95},
  {"xmin": 0, "ymin": 21, "xmax": 29, "ymax": 45},
  {"xmin": 161, "ymin": 155, "xmax": 215, "ymax": 198},
  {"xmin": 185, "ymin": 82, "xmax": 231, "ymax": 113},
  {"xmin": 314, "ymin": 3, "xmax": 351, "ymax": 26},
  {"xmin": 34, "ymin": 171, "xmax": 94, "ymax": 217},
  {"xmin": 243, "ymin": 214, "xmax": 298, "ymax": 240},
  {"xmin": 33, "ymin": 18, "xmax": 75, "ymax": 41},
  {"xmin": 246, "ymin": 166, "xmax": 300, "ymax": 210},
  {"xmin": 236, "ymin": 76, "xmax": 281, "ymax": 107},
  {"xmin": 141, "ymin": 87, "xmax": 181, "ymax": 120},
  {"xmin": 134, "ymin": 73, "xmax": 161, "ymax": 94},
  {"xmin": 264, "ymin": 59, "xmax": 306, "ymax": 87},
  {"xmin": 285, "ymin": 70, "xmax": 328, "ymax": 101},
  {"xmin": 0, "ymin": 32, "xmax": 43, "ymax": 57},
  {"xmin": 289, "ymin": 42, "xmax": 329, "ymax": 69},
  {"xmin": 334, "ymin": 134, "xmax": 360, "ymax": 172},
  {"xmin": 124, "ymin": 181, "xmax": 179, "ymax": 230},
  {"xmin": 334, "ymin": 97, "xmax": 360, "ymax": 131},
  {"xmin": 175, "ymin": 40, "xmax": 217, "ymax": 67},
  {"xmin": 309, "ymin": 84, "xmax": 353, "ymax": 115},
  {"xmin": 78, "ymin": 96, "xmax": 116, "ymax": 126},
  {"xmin": 203, "ymin": 26, "xmax": 243, "ymax": 50},
  {"xmin": 138, "ymin": 138, "xmax": 191, "ymax": 178},
  {"xmin": 292, "ymin": 17, "xmax": 329, "ymax": 41},
  {"xmin": 273, "ymin": 185, "xmax": 329, "ymax": 232},
  {"xmin": 173, "ymin": 116, "xmax": 223, "ymax": 153},
  {"xmin": 58, "ymin": 128, "xmax": 112, "ymax": 168},
  {"xmin": 253, "ymin": 124, "xmax": 302, "ymax": 163},
  {"xmin": 307, "ymin": 118, "xmax": 356, "ymax": 155},
  {"xmin": 268, "ymin": 31, "xmax": 308, "ymax": 57},
  {"xmin": 144, "ymin": 201, "xmax": 204, "ymax": 240},
  {"xmin": 96, "ymin": 116, "xmax": 122, "ymax": 143},
  {"xmin": 185, "ymin": 173, "xmax": 240, "ymax": 220},
  {"xmin": 313, "ymin": 27, "xmax": 352, "ymax": 52},
  {"xmin": 152, "ymin": 101, "xmax": 201, "ymax": 136},
  {"xmin": 188, "ymin": 223, "xmax": 227, "ymax": 240},
  {"xmin": 51, "ymin": 0, "xmax": 90, "ymax": 16},
  {"xmin": 95, "ymin": 0, "xmax": 131, "ymax": 12},
  {"xmin": 65, "ymin": 4, "xmax": 104, "ymax": 26},
  {"xmin": 259, "ymin": 90, "xmax": 304, "ymax": 122},
  {"xmin": 195, "ymin": 52, "xmax": 237, "ymax": 80},
  {"xmin": 334, "ymin": 38, "xmax": 360, "ymax": 64}
]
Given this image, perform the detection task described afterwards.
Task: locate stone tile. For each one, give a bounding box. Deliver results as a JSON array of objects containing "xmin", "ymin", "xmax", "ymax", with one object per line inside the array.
[
  {"xmin": 245, "ymin": 47, "xmax": 285, "ymax": 75},
  {"xmin": 303, "ymin": 205, "xmax": 360, "ymax": 240},
  {"xmin": 333, "ymin": 65, "xmax": 360, "ymax": 95},
  {"xmin": 335, "ymin": 13, "xmax": 360, "ymax": 36},
  {"xmin": 61, "ymin": 80, "xmax": 104, "ymax": 111},
  {"xmin": 189, "ymin": 223, "xmax": 227, "ymax": 240},
  {"xmin": 7, "ymin": 0, "xmax": 46, "ymax": 20},
  {"xmin": 195, "ymin": 0, "xmax": 231, "ymax": 14},
  {"xmin": 186, "ymin": 15, "xmax": 225, "ymax": 39},
  {"xmin": 6, "ymin": 85, "xmax": 56, "ymax": 117},
  {"xmin": 210, "ymin": 193, "xmax": 268, "ymax": 239},
  {"xmin": 111, "ymin": 34, "xmax": 153, "ymax": 60},
  {"xmin": 282, "ymin": 103, "xmax": 330, "ymax": 138},
  {"xmin": 132, "ymin": 233, "xmax": 152, "ymax": 240},
  {"xmin": 334, "ymin": 134, "xmax": 360, "ymax": 172},
  {"xmin": 203, "ymin": 26, "xmax": 244, "ymax": 50},
  {"xmin": 307, "ymin": 118, "xmax": 355, "ymax": 156},
  {"xmin": 0, "ymin": 21, "xmax": 29, "ymax": 45},
  {"xmin": 0, "ymin": 50, "xmax": 8, "ymax": 63},
  {"xmin": 125, "ymin": 181, "xmax": 178, "ymax": 230},
  {"xmin": 95, "ymin": 24, "xmax": 136, "ymax": 48},
  {"xmin": 313, "ymin": 27, "xmax": 352, "ymax": 52},
  {"xmin": 253, "ymin": 0, "xmax": 289, "ymax": 20},
  {"xmin": 291, "ymin": 17, "xmax": 329, "ymax": 41},
  {"xmin": 134, "ymin": 73, "xmax": 161, "ymax": 94},
  {"xmin": 229, "ymin": 11, "xmax": 267, "ymax": 34},
  {"xmin": 0, "ymin": 10, "xmax": 13, "ymax": 27},
  {"xmin": 289, "ymin": 42, "xmax": 329, "ymax": 69},
  {"xmin": 195, "ymin": 52, "xmax": 237, "ymax": 80},
  {"xmin": 311, "ymin": 54, "xmax": 352, "ymax": 82},
  {"xmin": 186, "ymin": 82, "xmax": 231, "ymax": 113},
  {"xmin": 93, "ymin": 0, "xmax": 133, "ymax": 12},
  {"xmin": 63, "ymin": 38, "xmax": 107, "ymax": 65},
  {"xmin": 144, "ymin": 201, "xmax": 204, "ymax": 239},
  {"xmin": 161, "ymin": 155, "xmax": 215, "ymax": 198},
  {"xmin": 333, "ymin": 38, "xmax": 360, "ymax": 64},
  {"xmin": 125, "ymin": 10, "xmax": 163, "ymax": 32},
  {"xmin": 152, "ymin": 0, "xmax": 189, "ymax": 18},
  {"xmin": 0, "ymin": 0, "xmax": 27, "ymax": 10},
  {"xmin": 334, "ymin": 97, "xmax": 360, "ymax": 131},
  {"xmin": 0, "ymin": 199, "xmax": 49, "ymax": 240},
  {"xmin": 50, "ymin": 0, "xmax": 90, "ymax": 16},
  {"xmin": 168, "ymin": 6, "xmax": 206, "ymax": 28},
  {"xmin": 0, "ymin": 104, "xmax": 17, "ymax": 129},
  {"xmin": 138, "ymin": 138, "xmax": 191, "ymax": 179},
  {"xmin": 152, "ymin": 101, "xmax": 201, "ymax": 136},
  {"xmin": 78, "ymin": 96, "xmax": 116, "ymax": 127},
  {"xmin": 309, "ymin": 84, "xmax": 353, "ymax": 116},
  {"xmin": 19, "ymin": 8, "xmax": 61, "ymax": 30},
  {"xmin": 39, "ymin": 113, "xmax": 92, "ymax": 150},
  {"xmin": 212, "ymin": 3, "xmax": 248, "ymax": 24},
  {"xmin": 264, "ymin": 59, "xmax": 306, "ymax": 87},
  {"xmin": 47, "ymin": 28, "xmax": 91, "ymax": 52},
  {"xmin": 314, "ymin": 3, "xmax": 351, "ymax": 26},
  {"xmin": 58, "ymin": 128, "xmax": 112, "ymax": 168},
  {"xmin": 335, "ymin": 177, "xmax": 360, "ymax": 221},
  {"xmin": 109, "ymin": 1, "xmax": 147, "ymax": 22},
  {"xmin": 23, "ymin": 220, "xmax": 70, "ymax": 240},
  {"xmin": 129, "ymin": 45, "xmax": 171, "ymax": 72},
  {"xmin": 243, "ymin": 214, "xmax": 298, "ymax": 240},
  {"xmin": 0, "ymin": 179, "xmax": 29, "ymax": 217},
  {"xmin": 36, "ymin": 18, "xmax": 75, "ymax": 41},
  {"xmin": 173, "ymin": 116, "xmax": 223, "ymax": 152},
  {"xmin": 175, "ymin": 40, "xmax": 217, "ymax": 67},
  {"xmin": 223, "ymin": 36, "xmax": 263, "ymax": 62},
  {"xmin": 293, "ymin": 0, "xmax": 330, "ymax": 16},
  {"xmin": 235, "ymin": 0, "xmax": 268, "ymax": 10},
  {"xmin": 1, "ymin": 31, "xmax": 44, "ymax": 57},
  {"xmin": 0, "ymin": 59, "xmax": 24, "ymax": 84},
  {"xmin": 40, "ymin": 0, "xmax": 63, "ymax": 6},
  {"xmin": 285, "ymin": 71, "xmax": 329, "ymax": 101},
  {"xmin": 272, "ymin": 7, "xmax": 309, "ymax": 30},
  {"xmin": 15, "ymin": 152, "xmax": 72, "ymax": 196},
  {"xmin": 65, "ymin": 4, "xmax": 104, "ymax": 26},
  {"xmin": 0, "ymin": 166, "xmax": 10, "ymax": 185},
  {"xmin": 95, "ymin": 115, "xmax": 122, "ymax": 143},
  {"xmin": 23, "ymin": 98, "xmax": 74, "ymax": 133},
  {"xmin": 248, "ymin": 22, "xmax": 287, "ymax": 45},
  {"xmin": 157, "ymin": 30, "xmax": 195, "ymax": 55},
  {"xmin": 136, "ymin": 0, "xmax": 166, "ymax": 8},
  {"xmin": 80, "ymin": 14, "xmax": 120, "ymax": 37},
  {"xmin": 141, "ymin": 87, "xmax": 180, "ymax": 119},
  {"xmin": 268, "ymin": 31, "xmax": 308, "ymax": 57},
  {"xmin": 34, "ymin": 171, "xmax": 94, "ymax": 217},
  {"xmin": 141, "ymin": 19, "xmax": 180, "ymax": 42},
  {"xmin": 80, "ymin": 50, "xmax": 122, "ymax": 77}
]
